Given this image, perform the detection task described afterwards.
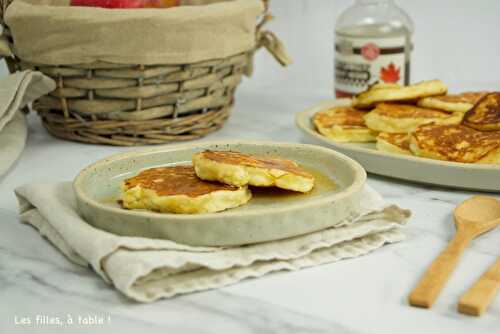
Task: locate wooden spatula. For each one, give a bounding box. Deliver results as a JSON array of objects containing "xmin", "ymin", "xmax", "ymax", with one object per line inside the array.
[
  {"xmin": 458, "ymin": 257, "xmax": 500, "ymax": 316},
  {"xmin": 408, "ymin": 196, "xmax": 500, "ymax": 309}
]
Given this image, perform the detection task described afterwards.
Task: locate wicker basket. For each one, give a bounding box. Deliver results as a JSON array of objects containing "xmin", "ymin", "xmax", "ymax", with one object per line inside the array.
[{"xmin": 0, "ymin": 0, "xmax": 289, "ymax": 146}]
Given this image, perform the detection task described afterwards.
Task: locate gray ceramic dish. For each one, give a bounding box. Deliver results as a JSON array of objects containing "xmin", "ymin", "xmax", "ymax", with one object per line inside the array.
[
  {"xmin": 296, "ymin": 99, "xmax": 500, "ymax": 193},
  {"xmin": 73, "ymin": 141, "xmax": 366, "ymax": 246}
]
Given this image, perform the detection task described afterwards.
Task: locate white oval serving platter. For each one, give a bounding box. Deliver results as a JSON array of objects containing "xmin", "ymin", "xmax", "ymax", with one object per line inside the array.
[
  {"xmin": 73, "ymin": 141, "xmax": 366, "ymax": 246},
  {"xmin": 296, "ymin": 99, "xmax": 500, "ymax": 193}
]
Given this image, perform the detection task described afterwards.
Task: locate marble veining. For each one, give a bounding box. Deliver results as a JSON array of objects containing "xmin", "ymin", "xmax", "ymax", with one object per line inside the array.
[{"xmin": 0, "ymin": 89, "xmax": 499, "ymax": 334}]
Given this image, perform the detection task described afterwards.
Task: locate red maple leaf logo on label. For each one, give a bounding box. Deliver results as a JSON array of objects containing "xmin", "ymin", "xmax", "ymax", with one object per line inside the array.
[{"xmin": 380, "ymin": 63, "xmax": 401, "ymax": 83}]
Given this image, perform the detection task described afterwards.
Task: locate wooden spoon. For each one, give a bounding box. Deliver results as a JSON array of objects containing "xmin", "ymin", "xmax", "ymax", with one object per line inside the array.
[
  {"xmin": 458, "ymin": 257, "xmax": 500, "ymax": 316},
  {"xmin": 409, "ymin": 196, "xmax": 500, "ymax": 308}
]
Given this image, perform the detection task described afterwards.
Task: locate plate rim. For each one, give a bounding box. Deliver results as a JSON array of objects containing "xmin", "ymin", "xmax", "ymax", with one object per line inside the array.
[
  {"xmin": 296, "ymin": 99, "xmax": 500, "ymax": 172},
  {"xmin": 73, "ymin": 140, "xmax": 367, "ymax": 221}
]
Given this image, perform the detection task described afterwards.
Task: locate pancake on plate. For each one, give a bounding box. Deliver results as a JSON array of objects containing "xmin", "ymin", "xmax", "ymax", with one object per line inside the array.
[
  {"xmin": 364, "ymin": 103, "xmax": 463, "ymax": 133},
  {"xmin": 463, "ymin": 92, "xmax": 500, "ymax": 131},
  {"xmin": 352, "ymin": 80, "xmax": 448, "ymax": 109},
  {"xmin": 417, "ymin": 91, "xmax": 489, "ymax": 114},
  {"xmin": 313, "ymin": 106, "xmax": 377, "ymax": 142},
  {"xmin": 376, "ymin": 132, "xmax": 412, "ymax": 156},
  {"xmin": 193, "ymin": 150, "xmax": 315, "ymax": 193},
  {"xmin": 409, "ymin": 124, "xmax": 500, "ymax": 164},
  {"xmin": 121, "ymin": 166, "xmax": 251, "ymax": 214}
]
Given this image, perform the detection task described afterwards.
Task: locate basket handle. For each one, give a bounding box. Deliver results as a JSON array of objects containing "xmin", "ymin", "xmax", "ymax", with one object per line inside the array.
[
  {"xmin": 256, "ymin": 12, "xmax": 292, "ymax": 66},
  {"xmin": 247, "ymin": 0, "xmax": 291, "ymax": 75}
]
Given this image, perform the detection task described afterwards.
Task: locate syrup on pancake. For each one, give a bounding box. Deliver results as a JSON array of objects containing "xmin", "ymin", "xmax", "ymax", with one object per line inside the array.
[
  {"xmin": 123, "ymin": 166, "xmax": 238, "ymax": 197},
  {"xmin": 200, "ymin": 151, "xmax": 314, "ymax": 179}
]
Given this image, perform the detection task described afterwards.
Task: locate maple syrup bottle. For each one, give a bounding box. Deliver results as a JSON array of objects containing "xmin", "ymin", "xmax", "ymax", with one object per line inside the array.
[{"xmin": 334, "ymin": 0, "xmax": 414, "ymax": 97}]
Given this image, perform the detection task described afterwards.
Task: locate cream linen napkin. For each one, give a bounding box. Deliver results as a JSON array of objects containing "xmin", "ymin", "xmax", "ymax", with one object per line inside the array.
[
  {"xmin": 15, "ymin": 182, "xmax": 410, "ymax": 303},
  {"xmin": 0, "ymin": 70, "xmax": 56, "ymax": 178},
  {"xmin": 0, "ymin": 112, "xmax": 26, "ymax": 178}
]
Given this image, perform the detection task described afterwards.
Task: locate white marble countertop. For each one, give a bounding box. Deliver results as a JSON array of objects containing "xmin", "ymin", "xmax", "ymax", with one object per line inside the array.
[{"xmin": 1, "ymin": 87, "xmax": 499, "ymax": 334}]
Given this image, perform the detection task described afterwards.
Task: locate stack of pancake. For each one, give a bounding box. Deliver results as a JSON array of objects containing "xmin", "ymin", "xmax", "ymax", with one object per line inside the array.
[
  {"xmin": 120, "ymin": 151, "xmax": 315, "ymax": 214},
  {"xmin": 314, "ymin": 80, "xmax": 500, "ymax": 165}
]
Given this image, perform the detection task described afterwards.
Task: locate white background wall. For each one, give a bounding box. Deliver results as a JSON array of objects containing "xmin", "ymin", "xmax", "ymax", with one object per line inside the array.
[
  {"xmin": 1, "ymin": 0, "xmax": 499, "ymax": 97},
  {"xmin": 245, "ymin": 0, "xmax": 500, "ymax": 96}
]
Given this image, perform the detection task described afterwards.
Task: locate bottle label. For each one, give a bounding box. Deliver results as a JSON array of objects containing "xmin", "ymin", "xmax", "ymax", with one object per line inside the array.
[{"xmin": 335, "ymin": 35, "xmax": 410, "ymax": 97}]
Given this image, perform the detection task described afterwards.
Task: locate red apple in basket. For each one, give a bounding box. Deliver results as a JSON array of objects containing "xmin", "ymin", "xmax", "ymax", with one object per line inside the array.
[{"xmin": 71, "ymin": 0, "xmax": 180, "ymax": 8}]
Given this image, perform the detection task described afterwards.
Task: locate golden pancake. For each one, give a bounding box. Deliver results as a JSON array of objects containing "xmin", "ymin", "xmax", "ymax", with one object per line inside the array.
[
  {"xmin": 121, "ymin": 166, "xmax": 251, "ymax": 214},
  {"xmin": 417, "ymin": 91, "xmax": 488, "ymax": 113},
  {"xmin": 376, "ymin": 133, "xmax": 412, "ymax": 156},
  {"xmin": 463, "ymin": 92, "xmax": 500, "ymax": 131},
  {"xmin": 352, "ymin": 80, "xmax": 448, "ymax": 109},
  {"xmin": 409, "ymin": 124, "xmax": 500, "ymax": 164},
  {"xmin": 193, "ymin": 151, "xmax": 315, "ymax": 193},
  {"xmin": 364, "ymin": 103, "xmax": 463, "ymax": 133},
  {"xmin": 313, "ymin": 107, "xmax": 377, "ymax": 142}
]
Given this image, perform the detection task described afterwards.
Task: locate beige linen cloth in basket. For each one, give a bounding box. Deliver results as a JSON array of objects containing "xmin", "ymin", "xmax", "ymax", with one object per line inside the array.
[
  {"xmin": 5, "ymin": 0, "xmax": 267, "ymax": 66},
  {"xmin": 0, "ymin": 70, "xmax": 55, "ymax": 178},
  {"xmin": 15, "ymin": 182, "xmax": 410, "ymax": 302}
]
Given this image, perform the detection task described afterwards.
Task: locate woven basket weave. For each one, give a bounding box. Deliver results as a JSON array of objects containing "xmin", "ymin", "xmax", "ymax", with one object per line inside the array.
[{"xmin": 0, "ymin": 0, "xmax": 288, "ymax": 146}]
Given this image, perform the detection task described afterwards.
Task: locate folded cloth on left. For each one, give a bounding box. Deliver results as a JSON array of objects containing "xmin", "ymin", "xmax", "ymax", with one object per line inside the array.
[
  {"xmin": 0, "ymin": 112, "xmax": 26, "ymax": 178},
  {"xmin": 0, "ymin": 70, "xmax": 56, "ymax": 178}
]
